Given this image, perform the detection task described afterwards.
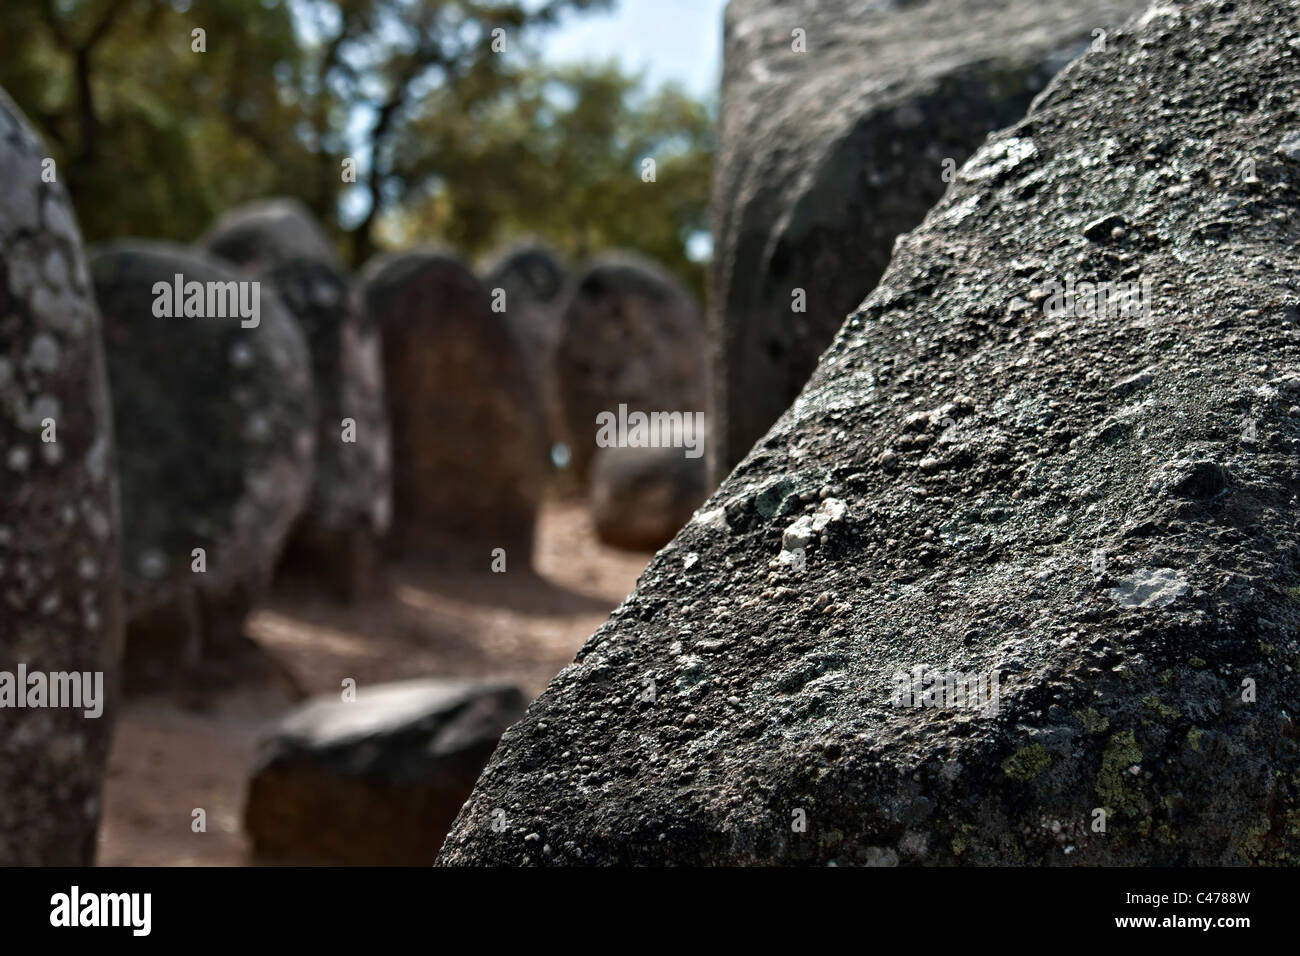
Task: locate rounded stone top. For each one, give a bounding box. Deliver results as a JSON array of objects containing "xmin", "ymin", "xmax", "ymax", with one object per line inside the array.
[
  {"xmin": 482, "ymin": 240, "xmax": 568, "ymax": 304},
  {"xmin": 199, "ymin": 197, "xmax": 340, "ymax": 272}
]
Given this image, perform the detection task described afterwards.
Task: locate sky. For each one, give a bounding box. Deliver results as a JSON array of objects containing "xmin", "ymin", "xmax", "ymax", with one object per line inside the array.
[
  {"xmin": 535, "ymin": 0, "xmax": 728, "ymax": 101},
  {"xmin": 330, "ymin": 0, "xmax": 727, "ymax": 233}
]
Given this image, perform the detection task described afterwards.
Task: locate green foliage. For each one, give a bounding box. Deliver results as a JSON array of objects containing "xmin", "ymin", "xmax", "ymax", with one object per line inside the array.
[
  {"xmin": 0, "ymin": 0, "xmax": 712, "ymax": 285},
  {"xmin": 388, "ymin": 62, "xmax": 713, "ymax": 295},
  {"xmin": 0, "ymin": 0, "xmax": 309, "ymax": 244}
]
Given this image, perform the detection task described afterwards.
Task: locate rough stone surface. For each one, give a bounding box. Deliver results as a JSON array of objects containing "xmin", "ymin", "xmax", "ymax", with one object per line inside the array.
[
  {"xmin": 361, "ymin": 247, "xmax": 545, "ymax": 563},
  {"xmin": 440, "ymin": 0, "xmax": 1300, "ymax": 865},
  {"xmin": 483, "ymin": 241, "xmax": 569, "ymax": 446},
  {"xmin": 590, "ymin": 436, "xmax": 710, "ymax": 552},
  {"xmin": 555, "ymin": 251, "xmax": 708, "ymax": 481},
  {"xmin": 199, "ymin": 197, "xmax": 339, "ymax": 273},
  {"xmin": 246, "ymin": 678, "xmax": 526, "ymax": 864},
  {"xmin": 710, "ymin": 0, "xmax": 1146, "ymax": 481},
  {"xmin": 262, "ymin": 258, "xmax": 392, "ymax": 600},
  {"xmin": 0, "ymin": 88, "xmax": 123, "ymax": 865},
  {"xmin": 91, "ymin": 241, "xmax": 315, "ymax": 690}
]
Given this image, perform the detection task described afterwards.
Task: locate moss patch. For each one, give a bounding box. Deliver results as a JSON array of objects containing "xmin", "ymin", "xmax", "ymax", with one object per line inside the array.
[
  {"xmin": 1002, "ymin": 744, "xmax": 1052, "ymax": 781},
  {"xmin": 1096, "ymin": 729, "xmax": 1144, "ymax": 815},
  {"xmin": 1076, "ymin": 708, "xmax": 1110, "ymax": 734}
]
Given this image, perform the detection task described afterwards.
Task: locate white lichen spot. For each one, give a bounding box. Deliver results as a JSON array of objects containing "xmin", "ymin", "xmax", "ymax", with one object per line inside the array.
[
  {"xmin": 85, "ymin": 434, "xmax": 107, "ymax": 482},
  {"xmin": 961, "ymin": 136, "xmax": 1037, "ymax": 183},
  {"xmin": 41, "ymin": 193, "xmax": 79, "ymax": 246},
  {"xmin": 1108, "ymin": 567, "xmax": 1187, "ymax": 608},
  {"xmin": 243, "ymin": 411, "xmax": 272, "ymax": 442},
  {"xmin": 7, "ymin": 246, "xmax": 38, "ymax": 299},
  {"xmin": 811, "ymin": 496, "xmax": 847, "ymax": 533},
  {"xmin": 782, "ymin": 514, "xmax": 815, "ymax": 552},
  {"xmin": 229, "ymin": 341, "xmax": 255, "ymax": 368},
  {"xmin": 691, "ymin": 506, "xmax": 727, "ymax": 531},
  {"xmin": 19, "ymin": 393, "xmax": 59, "ymax": 430},
  {"xmin": 83, "ymin": 504, "xmax": 111, "ymax": 541},
  {"xmin": 41, "ymin": 246, "xmax": 69, "ymax": 290},
  {"xmin": 309, "ymin": 276, "xmax": 341, "ymax": 307},
  {"xmin": 862, "ymin": 846, "xmax": 900, "ymax": 867},
  {"xmin": 27, "ymin": 332, "xmax": 59, "ymax": 373},
  {"xmin": 137, "ymin": 548, "xmax": 167, "ymax": 580},
  {"xmin": 245, "ymin": 469, "xmax": 275, "ymax": 503},
  {"xmin": 1137, "ymin": 3, "xmax": 1182, "ymax": 27},
  {"xmin": 1277, "ymin": 131, "xmax": 1300, "ymax": 162}
]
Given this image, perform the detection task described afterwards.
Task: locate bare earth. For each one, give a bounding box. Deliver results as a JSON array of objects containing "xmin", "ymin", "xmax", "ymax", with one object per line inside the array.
[{"xmin": 96, "ymin": 499, "xmax": 650, "ymax": 866}]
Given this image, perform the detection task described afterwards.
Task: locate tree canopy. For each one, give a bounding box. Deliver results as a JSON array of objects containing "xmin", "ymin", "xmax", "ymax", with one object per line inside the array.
[{"xmin": 0, "ymin": 0, "xmax": 712, "ymax": 287}]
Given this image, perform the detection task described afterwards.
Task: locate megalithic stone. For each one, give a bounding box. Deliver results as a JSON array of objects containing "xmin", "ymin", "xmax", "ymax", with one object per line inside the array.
[
  {"xmin": 201, "ymin": 201, "xmax": 393, "ymax": 599},
  {"xmin": 199, "ymin": 197, "xmax": 341, "ymax": 273},
  {"xmin": 439, "ymin": 0, "xmax": 1300, "ymax": 865},
  {"xmin": 483, "ymin": 241, "xmax": 569, "ymax": 448},
  {"xmin": 710, "ymin": 0, "xmax": 1148, "ymax": 482},
  {"xmin": 361, "ymin": 247, "xmax": 545, "ymax": 565},
  {"xmin": 0, "ymin": 88, "xmax": 123, "ymax": 864},
  {"xmin": 259, "ymin": 259, "xmax": 392, "ymax": 600},
  {"xmin": 90, "ymin": 241, "xmax": 316, "ymax": 691},
  {"xmin": 554, "ymin": 251, "xmax": 708, "ymax": 483}
]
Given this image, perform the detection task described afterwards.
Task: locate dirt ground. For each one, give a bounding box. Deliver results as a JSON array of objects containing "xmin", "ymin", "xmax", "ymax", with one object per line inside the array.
[{"xmin": 96, "ymin": 499, "xmax": 651, "ymax": 866}]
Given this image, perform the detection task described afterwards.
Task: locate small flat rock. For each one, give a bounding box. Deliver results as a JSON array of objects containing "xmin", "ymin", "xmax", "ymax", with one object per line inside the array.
[{"xmin": 245, "ymin": 678, "xmax": 526, "ymax": 865}]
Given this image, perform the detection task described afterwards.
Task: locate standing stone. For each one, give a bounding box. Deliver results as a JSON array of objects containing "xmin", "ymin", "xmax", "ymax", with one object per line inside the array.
[
  {"xmin": 361, "ymin": 247, "xmax": 545, "ymax": 563},
  {"xmin": 483, "ymin": 241, "xmax": 568, "ymax": 447},
  {"xmin": 440, "ymin": 0, "xmax": 1300, "ymax": 865},
  {"xmin": 245, "ymin": 678, "xmax": 526, "ymax": 864},
  {"xmin": 199, "ymin": 197, "xmax": 339, "ymax": 273},
  {"xmin": 554, "ymin": 251, "xmax": 708, "ymax": 482},
  {"xmin": 0, "ymin": 88, "xmax": 123, "ymax": 864},
  {"xmin": 91, "ymin": 241, "xmax": 316, "ymax": 690},
  {"xmin": 201, "ymin": 202, "xmax": 392, "ymax": 599},
  {"xmin": 260, "ymin": 260, "xmax": 391, "ymax": 599},
  {"xmin": 710, "ymin": 0, "xmax": 1146, "ymax": 481}
]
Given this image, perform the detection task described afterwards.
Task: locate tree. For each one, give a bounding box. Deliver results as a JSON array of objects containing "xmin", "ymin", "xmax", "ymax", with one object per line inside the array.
[
  {"xmin": 0, "ymin": 0, "xmax": 310, "ymax": 243},
  {"xmin": 288, "ymin": 0, "xmax": 611, "ymax": 263},
  {"xmin": 0, "ymin": 0, "xmax": 712, "ymax": 286},
  {"xmin": 388, "ymin": 62, "xmax": 714, "ymax": 295}
]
